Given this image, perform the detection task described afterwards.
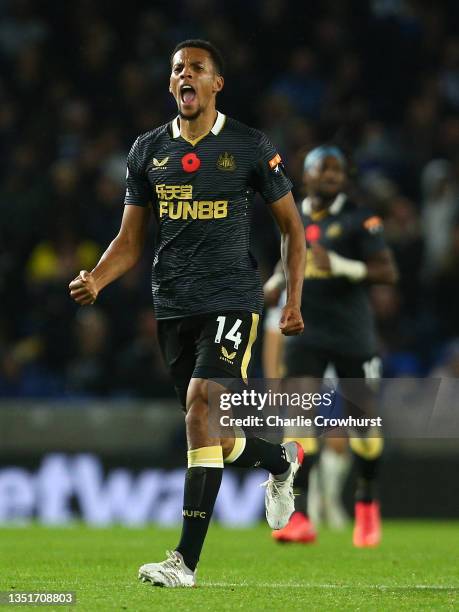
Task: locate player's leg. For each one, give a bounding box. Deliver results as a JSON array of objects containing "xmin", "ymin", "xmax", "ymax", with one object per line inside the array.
[
  {"xmin": 271, "ymin": 342, "xmax": 327, "ymax": 543},
  {"xmin": 194, "ymin": 311, "xmax": 303, "ymax": 530},
  {"xmin": 169, "ymin": 375, "xmax": 224, "ymax": 575},
  {"xmin": 262, "ymin": 304, "xmax": 285, "ymax": 379},
  {"xmin": 223, "ymin": 432, "xmax": 304, "ymax": 530},
  {"xmin": 139, "ymin": 317, "xmax": 200, "ymax": 587},
  {"xmin": 139, "ymin": 311, "xmax": 302, "ymax": 586},
  {"xmin": 320, "ymin": 437, "xmax": 351, "ymax": 529},
  {"xmin": 314, "ymin": 363, "xmax": 351, "ymax": 529},
  {"xmin": 336, "ymin": 355, "xmax": 383, "ymax": 547}
]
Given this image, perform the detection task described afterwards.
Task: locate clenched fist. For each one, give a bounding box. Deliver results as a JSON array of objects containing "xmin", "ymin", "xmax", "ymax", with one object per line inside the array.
[
  {"xmin": 69, "ymin": 270, "xmax": 98, "ymax": 305},
  {"xmin": 279, "ymin": 303, "xmax": 304, "ymax": 336}
]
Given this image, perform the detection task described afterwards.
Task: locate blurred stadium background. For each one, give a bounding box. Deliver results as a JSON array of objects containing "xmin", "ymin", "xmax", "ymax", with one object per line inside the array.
[{"xmin": 1, "ymin": 0, "xmax": 459, "ymax": 526}]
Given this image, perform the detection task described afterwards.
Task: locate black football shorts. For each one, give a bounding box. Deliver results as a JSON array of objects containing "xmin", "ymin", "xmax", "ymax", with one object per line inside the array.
[
  {"xmin": 283, "ymin": 344, "xmax": 382, "ymax": 423},
  {"xmin": 158, "ymin": 311, "xmax": 259, "ymax": 409},
  {"xmin": 284, "ymin": 342, "xmax": 381, "ymax": 380}
]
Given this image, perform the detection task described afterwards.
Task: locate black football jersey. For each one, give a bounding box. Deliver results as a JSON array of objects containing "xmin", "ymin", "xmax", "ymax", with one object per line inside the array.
[
  {"xmin": 294, "ymin": 194, "xmax": 387, "ymax": 356},
  {"xmin": 125, "ymin": 112, "xmax": 292, "ymax": 319}
]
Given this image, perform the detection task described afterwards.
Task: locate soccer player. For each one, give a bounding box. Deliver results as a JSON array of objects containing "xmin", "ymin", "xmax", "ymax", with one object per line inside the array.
[
  {"xmin": 264, "ymin": 145, "xmax": 398, "ymax": 547},
  {"xmin": 262, "ymin": 301, "xmax": 351, "ymax": 533},
  {"xmin": 69, "ymin": 40, "xmax": 306, "ymax": 587}
]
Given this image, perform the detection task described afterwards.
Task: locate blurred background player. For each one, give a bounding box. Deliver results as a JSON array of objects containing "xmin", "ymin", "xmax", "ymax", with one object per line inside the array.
[
  {"xmin": 263, "ymin": 271, "xmax": 352, "ymax": 535},
  {"xmin": 264, "ymin": 145, "xmax": 399, "ymax": 547}
]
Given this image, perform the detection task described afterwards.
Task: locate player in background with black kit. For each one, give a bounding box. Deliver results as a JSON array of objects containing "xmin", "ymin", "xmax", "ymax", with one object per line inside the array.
[
  {"xmin": 69, "ymin": 40, "xmax": 306, "ymax": 587},
  {"xmin": 264, "ymin": 145, "xmax": 398, "ymax": 547},
  {"xmin": 263, "ymin": 286, "xmax": 352, "ymax": 535}
]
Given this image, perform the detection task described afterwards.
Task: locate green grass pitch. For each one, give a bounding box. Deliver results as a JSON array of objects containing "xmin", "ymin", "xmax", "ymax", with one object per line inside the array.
[{"xmin": 2, "ymin": 521, "xmax": 458, "ymax": 611}]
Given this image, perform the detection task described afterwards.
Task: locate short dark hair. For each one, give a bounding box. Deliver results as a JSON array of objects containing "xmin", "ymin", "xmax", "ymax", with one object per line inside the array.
[{"xmin": 170, "ymin": 39, "xmax": 224, "ymax": 75}]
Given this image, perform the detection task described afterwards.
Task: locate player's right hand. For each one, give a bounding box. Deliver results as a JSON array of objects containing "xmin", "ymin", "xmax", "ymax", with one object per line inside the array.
[
  {"xmin": 279, "ymin": 303, "xmax": 304, "ymax": 336},
  {"xmin": 68, "ymin": 270, "xmax": 98, "ymax": 305}
]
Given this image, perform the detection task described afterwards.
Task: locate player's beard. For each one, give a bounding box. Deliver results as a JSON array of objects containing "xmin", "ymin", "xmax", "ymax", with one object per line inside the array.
[{"xmin": 179, "ymin": 106, "xmax": 202, "ymax": 121}]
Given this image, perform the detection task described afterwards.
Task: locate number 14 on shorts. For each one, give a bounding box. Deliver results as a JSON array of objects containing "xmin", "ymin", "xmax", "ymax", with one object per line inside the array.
[{"xmin": 214, "ymin": 316, "xmax": 242, "ymax": 349}]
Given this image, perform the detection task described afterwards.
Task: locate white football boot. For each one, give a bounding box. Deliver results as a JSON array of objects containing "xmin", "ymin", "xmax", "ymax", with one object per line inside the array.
[
  {"xmin": 138, "ymin": 550, "xmax": 196, "ymax": 587},
  {"xmin": 261, "ymin": 441, "xmax": 304, "ymax": 529}
]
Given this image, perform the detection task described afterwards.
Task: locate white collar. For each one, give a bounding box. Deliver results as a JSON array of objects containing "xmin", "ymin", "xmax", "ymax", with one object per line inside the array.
[
  {"xmin": 301, "ymin": 193, "xmax": 347, "ymax": 216},
  {"xmin": 171, "ymin": 111, "xmax": 226, "ymax": 139}
]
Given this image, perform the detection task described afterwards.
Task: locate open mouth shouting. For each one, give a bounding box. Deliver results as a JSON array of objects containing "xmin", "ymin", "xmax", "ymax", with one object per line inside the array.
[{"xmin": 180, "ymin": 84, "xmax": 197, "ymax": 107}]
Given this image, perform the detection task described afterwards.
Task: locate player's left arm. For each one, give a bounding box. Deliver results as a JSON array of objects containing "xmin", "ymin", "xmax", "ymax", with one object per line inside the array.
[
  {"xmin": 251, "ymin": 130, "xmax": 304, "ymax": 334},
  {"xmin": 270, "ymin": 192, "xmax": 305, "ymax": 335}
]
